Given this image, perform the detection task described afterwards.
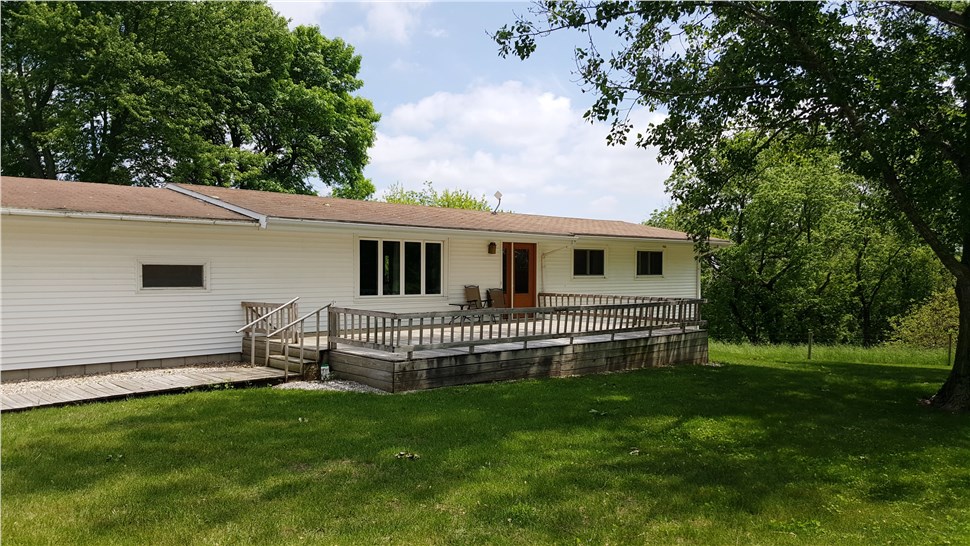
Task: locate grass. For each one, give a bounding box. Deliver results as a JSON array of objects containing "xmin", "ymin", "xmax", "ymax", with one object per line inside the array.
[{"xmin": 2, "ymin": 344, "xmax": 968, "ymax": 545}]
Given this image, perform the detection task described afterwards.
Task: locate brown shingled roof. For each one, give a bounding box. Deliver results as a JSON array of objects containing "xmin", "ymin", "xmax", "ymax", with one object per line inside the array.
[
  {"xmin": 1, "ymin": 177, "xmax": 255, "ymax": 222},
  {"xmin": 0, "ymin": 177, "xmax": 694, "ymax": 241},
  {"xmin": 174, "ymin": 184, "xmax": 692, "ymax": 241}
]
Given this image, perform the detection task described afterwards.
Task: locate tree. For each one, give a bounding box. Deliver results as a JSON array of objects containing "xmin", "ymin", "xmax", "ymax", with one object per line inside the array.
[
  {"xmin": 1, "ymin": 1, "xmax": 380, "ymax": 196},
  {"xmin": 381, "ymin": 181, "xmax": 492, "ymax": 211},
  {"xmin": 496, "ymin": 1, "xmax": 970, "ymax": 409},
  {"xmin": 656, "ymin": 134, "xmax": 941, "ymax": 346}
]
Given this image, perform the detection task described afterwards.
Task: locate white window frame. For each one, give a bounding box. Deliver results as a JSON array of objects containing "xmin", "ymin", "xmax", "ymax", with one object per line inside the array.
[
  {"xmin": 356, "ymin": 238, "xmax": 445, "ymax": 297},
  {"xmin": 635, "ymin": 249, "xmax": 665, "ymax": 278},
  {"xmin": 137, "ymin": 259, "xmax": 210, "ymax": 292},
  {"xmin": 572, "ymin": 248, "xmax": 607, "ymax": 278}
]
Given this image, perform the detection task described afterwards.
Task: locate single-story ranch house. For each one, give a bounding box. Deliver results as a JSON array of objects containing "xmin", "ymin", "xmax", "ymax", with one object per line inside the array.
[{"xmin": 1, "ymin": 176, "xmax": 710, "ymax": 390}]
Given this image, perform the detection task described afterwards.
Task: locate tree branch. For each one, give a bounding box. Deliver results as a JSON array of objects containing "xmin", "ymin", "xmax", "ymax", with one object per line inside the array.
[{"xmin": 894, "ymin": 1, "xmax": 970, "ymax": 31}]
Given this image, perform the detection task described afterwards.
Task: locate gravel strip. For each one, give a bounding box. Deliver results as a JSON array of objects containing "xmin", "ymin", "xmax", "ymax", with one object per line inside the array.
[{"xmin": 273, "ymin": 379, "xmax": 388, "ymax": 394}]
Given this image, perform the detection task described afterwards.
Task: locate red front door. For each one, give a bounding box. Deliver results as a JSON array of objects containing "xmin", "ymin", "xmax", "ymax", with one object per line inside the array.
[{"xmin": 502, "ymin": 242, "xmax": 537, "ymax": 308}]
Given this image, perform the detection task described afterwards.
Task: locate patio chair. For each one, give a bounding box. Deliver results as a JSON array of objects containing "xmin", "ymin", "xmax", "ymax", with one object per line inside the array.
[
  {"xmin": 450, "ymin": 285, "xmax": 486, "ymax": 324},
  {"xmin": 486, "ymin": 288, "xmax": 508, "ymax": 309},
  {"xmin": 464, "ymin": 285, "xmax": 486, "ymax": 309}
]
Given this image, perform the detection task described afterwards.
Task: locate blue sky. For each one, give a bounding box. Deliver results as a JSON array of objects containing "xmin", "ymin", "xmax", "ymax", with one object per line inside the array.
[{"xmin": 269, "ymin": 1, "xmax": 673, "ymax": 223}]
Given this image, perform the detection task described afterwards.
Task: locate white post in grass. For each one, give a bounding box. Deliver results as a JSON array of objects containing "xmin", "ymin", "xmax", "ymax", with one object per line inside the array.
[{"xmin": 807, "ymin": 330, "xmax": 813, "ymax": 361}]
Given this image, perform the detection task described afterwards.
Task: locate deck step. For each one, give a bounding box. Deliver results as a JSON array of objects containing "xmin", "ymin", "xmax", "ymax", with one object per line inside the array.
[{"xmin": 267, "ymin": 354, "xmax": 314, "ymax": 373}]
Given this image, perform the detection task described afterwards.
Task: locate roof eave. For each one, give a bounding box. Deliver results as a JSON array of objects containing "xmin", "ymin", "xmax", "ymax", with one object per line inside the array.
[{"xmin": 1, "ymin": 207, "xmax": 261, "ymax": 226}]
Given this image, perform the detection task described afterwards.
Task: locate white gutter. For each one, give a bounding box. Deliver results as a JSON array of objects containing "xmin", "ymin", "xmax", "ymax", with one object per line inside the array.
[
  {"xmin": 267, "ymin": 216, "xmax": 579, "ymax": 241},
  {"xmin": 1, "ymin": 208, "xmax": 260, "ymax": 227},
  {"xmin": 572, "ymin": 233, "xmax": 695, "ymax": 244},
  {"xmin": 164, "ymin": 184, "xmax": 268, "ymax": 229}
]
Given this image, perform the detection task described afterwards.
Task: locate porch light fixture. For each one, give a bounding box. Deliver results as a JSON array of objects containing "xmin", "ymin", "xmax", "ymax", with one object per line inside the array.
[{"xmin": 488, "ymin": 242, "xmax": 497, "ymax": 254}]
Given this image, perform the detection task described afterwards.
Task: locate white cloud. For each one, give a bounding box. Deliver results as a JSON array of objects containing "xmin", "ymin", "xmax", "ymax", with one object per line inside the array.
[
  {"xmin": 367, "ymin": 81, "xmax": 672, "ymax": 222},
  {"xmin": 267, "ymin": 1, "xmax": 331, "ymax": 29},
  {"xmin": 347, "ymin": 3, "xmax": 428, "ymax": 45}
]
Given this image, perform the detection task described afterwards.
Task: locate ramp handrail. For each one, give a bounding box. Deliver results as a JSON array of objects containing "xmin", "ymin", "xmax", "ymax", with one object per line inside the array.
[
  {"xmin": 236, "ymin": 297, "xmax": 300, "ymax": 334},
  {"xmin": 237, "ymin": 298, "xmax": 300, "ymax": 383},
  {"xmin": 261, "ymin": 301, "xmax": 335, "ymax": 382}
]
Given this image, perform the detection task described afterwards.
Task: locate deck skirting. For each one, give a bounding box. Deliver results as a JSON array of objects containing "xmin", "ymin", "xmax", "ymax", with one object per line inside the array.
[{"xmin": 330, "ymin": 330, "xmax": 708, "ymax": 393}]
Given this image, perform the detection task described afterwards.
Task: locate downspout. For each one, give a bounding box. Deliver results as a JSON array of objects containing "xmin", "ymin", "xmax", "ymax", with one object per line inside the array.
[{"xmin": 539, "ymin": 239, "xmax": 578, "ymax": 295}]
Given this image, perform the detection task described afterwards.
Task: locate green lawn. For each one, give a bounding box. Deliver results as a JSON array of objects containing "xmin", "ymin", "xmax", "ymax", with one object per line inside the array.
[{"xmin": 2, "ymin": 343, "xmax": 968, "ymax": 545}]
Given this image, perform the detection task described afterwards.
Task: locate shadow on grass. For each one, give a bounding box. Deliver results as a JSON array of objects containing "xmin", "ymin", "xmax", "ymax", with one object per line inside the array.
[{"xmin": 3, "ymin": 359, "xmax": 968, "ymax": 544}]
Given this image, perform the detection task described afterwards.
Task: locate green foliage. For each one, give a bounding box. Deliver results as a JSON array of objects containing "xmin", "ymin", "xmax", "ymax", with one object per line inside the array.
[
  {"xmin": 642, "ymin": 204, "xmax": 682, "ymax": 231},
  {"xmin": 381, "ymin": 181, "xmax": 492, "ymax": 211},
  {"xmin": 496, "ymin": 2, "xmax": 970, "ymax": 406},
  {"xmin": 665, "ymin": 135, "xmax": 943, "ymax": 345},
  {"xmin": 1, "ymin": 1, "xmax": 380, "ymax": 196},
  {"xmin": 890, "ymin": 289, "xmax": 960, "ymax": 349},
  {"xmin": 3, "ymin": 356, "xmax": 967, "ymax": 543}
]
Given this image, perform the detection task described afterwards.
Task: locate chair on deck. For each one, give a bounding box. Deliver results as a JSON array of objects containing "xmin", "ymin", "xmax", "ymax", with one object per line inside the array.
[
  {"xmin": 486, "ymin": 288, "xmax": 508, "ymax": 309},
  {"xmin": 450, "ymin": 285, "xmax": 485, "ymax": 324},
  {"xmin": 464, "ymin": 285, "xmax": 486, "ymax": 310}
]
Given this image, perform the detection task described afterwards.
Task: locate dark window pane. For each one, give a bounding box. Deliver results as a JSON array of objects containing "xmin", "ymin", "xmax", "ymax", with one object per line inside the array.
[
  {"xmin": 637, "ymin": 251, "xmax": 663, "ymax": 275},
  {"xmin": 359, "ymin": 240, "xmax": 378, "ymax": 295},
  {"xmin": 589, "ymin": 250, "xmax": 605, "ymax": 276},
  {"xmin": 425, "ymin": 243, "xmax": 442, "ymax": 295},
  {"xmin": 651, "ymin": 251, "xmax": 663, "ymax": 275},
  {"xmin": 383, "ymin": 241, "xmax": 400, "ymax": 295},
  {"xmin": 573, "ymin": 249, "xmax": 586, "ymax": 276},
  {"xmin": 514, "ymin": 249, "xmax": 530, "ymax": 293},
  {"xmin": 405, "ymin": 242, "xmax": 422, "ymax": 295},
  {"xmin": 142, "ymin": 264, "xmax": 204, "ymax": 288},
  {"xmin": 574, "ymin": 249, "xmax": 604, "ymax": 276}
]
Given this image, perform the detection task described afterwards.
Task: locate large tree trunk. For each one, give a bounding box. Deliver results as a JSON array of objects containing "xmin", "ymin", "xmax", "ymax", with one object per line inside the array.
[{"xmin": 926, "ymin": 278, "xmax": 970, "ymax": 411}]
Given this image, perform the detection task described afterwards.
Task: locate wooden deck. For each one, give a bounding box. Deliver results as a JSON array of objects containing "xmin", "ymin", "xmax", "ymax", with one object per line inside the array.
[
  {"xmin": 238, "ymin": 294, "xmax": 709, "ymax": 392},
  {"xmin": 0, "ymin": 366, "xmax": 286, "ymax": 412},
  {"xmin": 329, "ymin": 327, "xmax": 709, "ymax": 393}
]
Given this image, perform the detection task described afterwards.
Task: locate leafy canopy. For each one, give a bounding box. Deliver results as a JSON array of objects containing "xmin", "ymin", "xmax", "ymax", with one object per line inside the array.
[
  {"xmin": 381, "ymin": 181, "xmax": 492, "ymax": 211},
  {"xmin": 1, "ymin": 1, "xmax": 380, "ymax": 195},
  {"xmin": 496, "ymin": 1, "xmax": 970, "ymax": 409},
  {"xmin": 663, "ymin": 134, "xmax": 945, "ymax": 346}
]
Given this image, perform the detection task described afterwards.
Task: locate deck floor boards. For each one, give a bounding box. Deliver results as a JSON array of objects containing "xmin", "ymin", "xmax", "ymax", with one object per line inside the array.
[{"xmin": 1, "ymin": 366, "xmax": 287, "ymax": 412}]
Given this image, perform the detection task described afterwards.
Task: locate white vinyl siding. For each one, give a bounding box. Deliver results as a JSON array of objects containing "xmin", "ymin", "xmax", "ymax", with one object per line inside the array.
[
  {"xmin": 539, "ymin": 239, "xmax": 698, "ymax": 298},
  {"xmin": 0, "ymin": 215, "xmax": 696, "ymax": 372},
  {"xmin": 0, "ymin": 216, "xmax": 504, "ymax": 371}
]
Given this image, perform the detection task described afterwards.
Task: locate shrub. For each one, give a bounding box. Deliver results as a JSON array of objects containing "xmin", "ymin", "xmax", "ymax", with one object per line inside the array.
[{"xmin": 889, "ymin": 289, "xmax": 958, "ymax": 348}]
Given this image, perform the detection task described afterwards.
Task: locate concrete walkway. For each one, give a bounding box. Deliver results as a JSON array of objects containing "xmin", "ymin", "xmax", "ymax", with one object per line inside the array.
[{"xmin": 0, "ymin": 366, "xmax": 286, "ymax": 412}]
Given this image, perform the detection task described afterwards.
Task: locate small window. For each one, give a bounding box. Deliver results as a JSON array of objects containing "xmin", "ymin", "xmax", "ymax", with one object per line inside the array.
[
  {"xmin": 142, "ymin": 264, "xmax": 205, "ymax": 289},
  {"xmin": 637, "ymin": 251, "xmax": 663, "ymax": 276},
  {"xmin": 574, "ymin": 249, "xmax": 605, "ymax": 276}
]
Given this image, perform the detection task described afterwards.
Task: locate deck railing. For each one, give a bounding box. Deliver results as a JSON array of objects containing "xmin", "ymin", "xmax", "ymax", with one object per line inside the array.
[
  {"xmin": 265, "ymin": 302, "xmax": 334, "ymax": 380},
  {"xmin": 328, "ymin": 295, "xmax": 705, "ymax": 359},
  {"xmin": 237, "ymin": 298, "xmax": 299, "ymax": 367}
]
